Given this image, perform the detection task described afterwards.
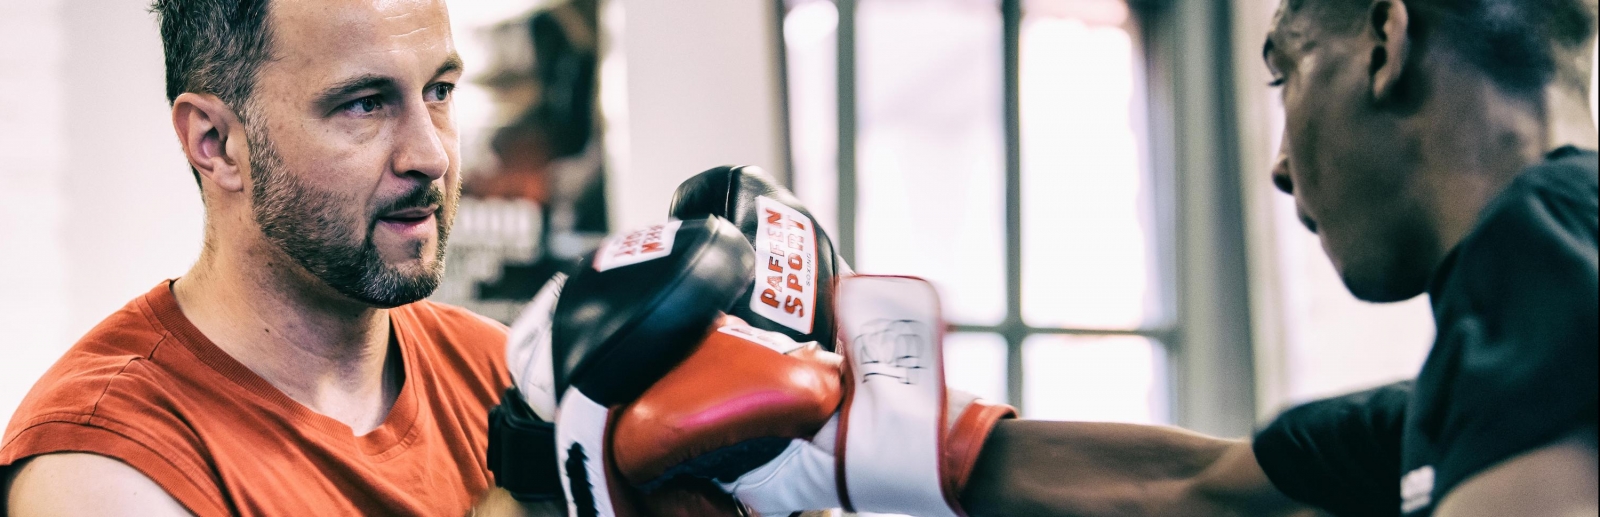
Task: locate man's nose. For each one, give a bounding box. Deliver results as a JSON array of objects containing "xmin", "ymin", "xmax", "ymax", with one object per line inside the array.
[
  {"xmin": 1270, "ymin": 142, "xmax": 1293, "ymax": 195},
  {"xmin": 393, "ymin": 110, "xmax": 450, "ymax": 182}
]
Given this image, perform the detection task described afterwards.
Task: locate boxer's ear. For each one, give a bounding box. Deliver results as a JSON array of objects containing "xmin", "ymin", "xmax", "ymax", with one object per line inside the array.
[
  {"xmin": 1367, "ymin": 0, "xmax": 1411, "ymax": 103},
  {"xmin": 172, "ymin": 93, "xmax": 246, "ymax": 194}
]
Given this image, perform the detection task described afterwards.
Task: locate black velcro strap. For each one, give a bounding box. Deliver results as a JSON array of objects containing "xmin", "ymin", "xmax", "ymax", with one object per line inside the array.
[
  {"xmin": 634, "ymin": 437, "xmax": 792, "ymax": 494},
  {"xmin": 488, "ymin": 387, "xmax": 565, "ymax": 503}
]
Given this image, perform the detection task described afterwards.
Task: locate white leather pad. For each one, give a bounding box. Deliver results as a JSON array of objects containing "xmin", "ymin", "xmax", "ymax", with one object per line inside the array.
[{"xmin": 835, "ymin": 276, "xmax": 959, "ymax": 517}]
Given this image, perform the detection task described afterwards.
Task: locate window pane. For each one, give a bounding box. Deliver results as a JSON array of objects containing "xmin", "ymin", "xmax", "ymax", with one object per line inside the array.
[
  {"xmin": 1019, "ymin": 6, "xmax": 1164, "ymax": 330},
  {"xmin": 944, "ymin": 332, "xmax": 1009, "ymax": 405},
  {"xmin": 1023, "ymin": 334, "xmax": 1168, "ymax": 424},
  {"xmin": 855, "ymin": 0, "xmax": 1007, "ymax": 325},
  {"xmin": 783, "ymin": 0, "xmax": 841, "ymax": 235}
]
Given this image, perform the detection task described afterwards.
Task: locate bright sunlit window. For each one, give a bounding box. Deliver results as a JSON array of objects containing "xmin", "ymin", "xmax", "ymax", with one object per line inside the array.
[
  {"xmin": 784, "ymin": 0, "xmax": 1170, "ymax": 423},
  {"xmin": 1020, "ymin": 10, "xmax": 1159, "ymax": 331},
  {"xmin": 854, "ymin": 0, "xmax": 1009, "ymax": 326}
]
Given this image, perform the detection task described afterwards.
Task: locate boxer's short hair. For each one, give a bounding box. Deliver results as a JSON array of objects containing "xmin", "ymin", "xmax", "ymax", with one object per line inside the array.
[
  {"xmin": 149, "ymin": 0, "xmax": 275, "ymax": 185},
  {"xmin": 1286, "ymin": 0, "xmax": 1596, "ymax": 93}
]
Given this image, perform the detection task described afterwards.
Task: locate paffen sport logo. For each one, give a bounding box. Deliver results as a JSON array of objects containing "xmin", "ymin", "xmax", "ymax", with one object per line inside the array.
[
  {"xmin": 750, "ymin": 196, "xmax": 818, "ymax": 334},
  {"xmin": 592, "ymin": 220, "xmax": 681, "ymax": 272},
  {"xmin": 851, "ymin": 319, "xmax": 929, "ymax": 384}
]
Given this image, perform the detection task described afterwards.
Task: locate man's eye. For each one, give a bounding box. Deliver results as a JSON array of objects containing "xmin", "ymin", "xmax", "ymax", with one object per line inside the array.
[
  {"xmin": 343, "ymin": 96, "xmax": 384, "ymax": 115},
  {"xmin": 427, "ymin": 83, "xmax": 455, "ymax": 102},
  {"xmin": 1268, "ymin": 77, "xmax": 1286, "ymax": 87}
]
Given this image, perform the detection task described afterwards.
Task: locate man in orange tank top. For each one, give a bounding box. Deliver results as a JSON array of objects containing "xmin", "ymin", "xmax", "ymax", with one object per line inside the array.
[{"xmin": 0, "ymin": 0, "xmax": 554, "ymax": 514}]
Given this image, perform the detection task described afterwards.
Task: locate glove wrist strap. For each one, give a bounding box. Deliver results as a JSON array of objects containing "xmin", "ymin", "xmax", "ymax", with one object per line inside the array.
[
  {"xmin": 941, "ymin": 397, "xmax": 1016, "ymax": 509},
  {"xmin": 488, "ymin": 388, "xmax": 566, "ymax": 502}
]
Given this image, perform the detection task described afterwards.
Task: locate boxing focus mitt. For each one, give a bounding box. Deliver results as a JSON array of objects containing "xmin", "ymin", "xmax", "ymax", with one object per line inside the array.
[
  {"xmin": 611, "ymin": 276, "xmax": 1015, "ymax": 516},
  {"xmin": 669, "ymin": 165, "xmax": 849, "ymax": 351},
  {"xmin": 546, "ymin": 217, "xmax": 756, "ymax": 516},
  {"xmin": 487, "ymin": 271, "xmax": 568, "ymax": 502}
]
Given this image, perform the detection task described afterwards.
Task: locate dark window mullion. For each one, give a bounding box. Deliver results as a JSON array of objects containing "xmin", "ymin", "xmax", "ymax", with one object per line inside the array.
[
  {"xmin": 836, "ymin": 0, "xmax": 858, "ymax": 266},
  {"xmin": 1001, "ymin": 0, "xmax": 1025, "ymax": 411}
]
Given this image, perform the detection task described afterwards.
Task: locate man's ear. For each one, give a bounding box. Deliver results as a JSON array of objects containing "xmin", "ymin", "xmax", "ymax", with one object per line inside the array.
[
  {"xmin": 1367, "ymin": 0, "xmax": 1411, "ymax": 102},
  {"xmin": 171, "ymin": 93, "xmax": 248, "ymax": 193}
]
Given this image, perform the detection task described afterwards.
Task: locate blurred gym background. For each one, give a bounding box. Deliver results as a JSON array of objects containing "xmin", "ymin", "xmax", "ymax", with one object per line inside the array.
[{"xmin": 1, "ymin": 0, "xmax": 1595, "ymax": 439}]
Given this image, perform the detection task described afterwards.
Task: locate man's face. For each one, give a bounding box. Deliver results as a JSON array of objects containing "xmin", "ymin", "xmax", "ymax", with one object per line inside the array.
[
  {"xmin": 1264, "ymin": 5, "xmax": 1437, "ymax": 302},
  {"xmin": 244, "ymin": 0, "xmax": 462, "ymax": 307}
]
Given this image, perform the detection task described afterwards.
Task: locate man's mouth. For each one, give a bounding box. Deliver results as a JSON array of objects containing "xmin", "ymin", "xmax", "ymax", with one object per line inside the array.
[{"xmin": 379, "ymin": 205, "xmax": 438, "ymax": 224}]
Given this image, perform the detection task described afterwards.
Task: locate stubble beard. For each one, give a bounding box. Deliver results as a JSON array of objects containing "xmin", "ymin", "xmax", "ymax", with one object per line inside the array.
[{"xmin": 247, "ymin": 123, "xmax": 455, "ymax": 308}]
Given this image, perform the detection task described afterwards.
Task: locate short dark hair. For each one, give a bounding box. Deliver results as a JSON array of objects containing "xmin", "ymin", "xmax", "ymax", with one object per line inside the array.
[
  {"xmin": 1288, "ymin": 0, "xmax": 1597, "ymax": 93},
  {"xmin": 150, "ymin": 0, "xmax": 277, "ymax": 186},
  {"xmin": 150, "ymin": 0, "xmax": 276, "ymax": 108}
]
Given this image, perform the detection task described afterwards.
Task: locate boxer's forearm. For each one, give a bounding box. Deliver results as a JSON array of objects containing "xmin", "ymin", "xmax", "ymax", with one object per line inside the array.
[{"xmin": 961, "ymin": 420, "xmax": 1318, "ymax": 517}]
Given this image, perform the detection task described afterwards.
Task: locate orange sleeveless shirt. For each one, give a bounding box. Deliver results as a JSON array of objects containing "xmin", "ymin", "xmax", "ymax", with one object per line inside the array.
[{"xmin": 0, "ymin": 281, "xmax": 512, "ymax": 516}]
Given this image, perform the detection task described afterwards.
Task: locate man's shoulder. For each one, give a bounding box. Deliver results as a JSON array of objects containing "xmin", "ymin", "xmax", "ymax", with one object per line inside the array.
[
  {"xmin": 1, "ymin": 289, "xmax": 213, "ymax": 509},
  {"xmin": 5, "ymin": 291, "xmax": 176, "ymax": 433},
  {"xmin": 1517, "ymin": 146, "xmax": 1599, "ymax": 202},
  {"xmin": 1447, "ymin": 148, "xmax": 1598, "ymax": 292},
  {"xmin": 1476, "ymin": 147, "xmax": 1599, "ymax": 239},
  {"xmin": 1414, "ymin": 148, "xmax": 1599, "ymax": 506},
  {"xmin": 1431, "ymin": 146, "xmax": 1598, "ymax": 398}
]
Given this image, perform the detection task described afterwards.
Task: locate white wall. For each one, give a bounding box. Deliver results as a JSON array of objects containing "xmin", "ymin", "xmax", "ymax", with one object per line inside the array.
[
  {"xmin": 0, "ymin": 0, "xmax": 70, "ymax": 426},
  {"xmin": 601, "ymin": 0, "xmax": 788, "ymax": 232},
  {"xmin": 0, "ymin": 0, "xmax": 204, "ymax": 423}
]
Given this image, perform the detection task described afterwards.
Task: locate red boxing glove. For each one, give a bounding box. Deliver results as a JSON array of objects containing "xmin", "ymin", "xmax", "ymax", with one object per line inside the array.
[
  {"xmin": 613, "ymin": 322, "xmax": 843, "ymax": 488},
  {"xmin": 612, "ymin": 276, "xmax": 1016, "ymax": 516}
]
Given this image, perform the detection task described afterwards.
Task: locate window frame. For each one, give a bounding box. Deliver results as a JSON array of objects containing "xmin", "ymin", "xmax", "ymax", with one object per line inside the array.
[{"xmin": 777, "ymin": 0, "xmax": 1257, "ymax": 433}]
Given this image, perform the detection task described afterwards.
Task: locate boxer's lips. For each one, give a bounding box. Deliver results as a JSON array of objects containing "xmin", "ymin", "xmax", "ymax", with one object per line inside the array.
[
  {"xmin": 377, "ymin": 206, "xmax": 438, "ymax": 237},
  {"xmin": 381, "ymin": 205, "xmax": 437, "ymax": 221}
]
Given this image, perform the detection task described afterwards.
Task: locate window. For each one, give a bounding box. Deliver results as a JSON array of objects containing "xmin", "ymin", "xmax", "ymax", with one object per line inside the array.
[{"xmin": 782, "ymin": 0, "xmax": 1173, "ymax": 423}]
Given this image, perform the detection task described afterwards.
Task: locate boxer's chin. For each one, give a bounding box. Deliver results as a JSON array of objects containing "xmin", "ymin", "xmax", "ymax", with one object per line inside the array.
[
  {"xmin": 372, "ymin": 226, "xmax": 439, "ymax": 272},
  {"xmin": 345, "ymin": 211, "xmax": 449, "ymax": 308},
  {"xmin": 1328, "ymin": 239, "xmax": 1432, "ymax": 303},
  {"xmin": 351, "ymin": 257, "xmax": 445, "ymax": 308}
]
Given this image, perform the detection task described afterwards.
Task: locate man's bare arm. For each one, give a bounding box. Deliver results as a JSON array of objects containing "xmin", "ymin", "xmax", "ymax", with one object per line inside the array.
[
  {"xmin": 5, "ymin": 453, "xmax": 191, "ymax": 516},
  {"xmin": 1435, "ymin": 428, "xmax": 1598, "ymax": 517},
  {"xmin": 961, "ymin": 420, "xmax": 1322, "ymax": 517}
]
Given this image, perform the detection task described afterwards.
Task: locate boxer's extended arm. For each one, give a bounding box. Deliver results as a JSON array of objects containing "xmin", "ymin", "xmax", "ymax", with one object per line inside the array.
[
  {"xmin": 5, "ymin": 453, "xmax": 192, "ymax": 516},
  {"xmin": 962, "ymin": 420, "xmax": 1320, "ymax": 517}
]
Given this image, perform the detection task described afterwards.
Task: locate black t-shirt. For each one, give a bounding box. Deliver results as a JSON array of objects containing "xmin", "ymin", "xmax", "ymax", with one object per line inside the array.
[{"xmin": 1253, "ymin": 146, "xmax": 1599, "ymax": 517}]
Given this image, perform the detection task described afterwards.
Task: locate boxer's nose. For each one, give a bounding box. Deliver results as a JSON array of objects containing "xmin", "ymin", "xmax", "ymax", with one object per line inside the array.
[{"xmin": 1271, "ymin": 135, "xmax": 1294, "ymax": 195}]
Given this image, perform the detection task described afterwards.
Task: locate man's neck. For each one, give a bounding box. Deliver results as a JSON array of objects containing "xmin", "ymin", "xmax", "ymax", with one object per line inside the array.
[
  {"xmin": 173, "ymin": 239, "xmax": 402, "ymax": 435},
  {"xmin": 1414, "ymin": 72, "xmax": 1599, "ymax": 269}
]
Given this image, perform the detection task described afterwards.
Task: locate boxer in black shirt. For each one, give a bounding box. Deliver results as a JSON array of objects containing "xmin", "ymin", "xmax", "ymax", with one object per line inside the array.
[{"xmin": 1253, "ymin": 146, "xmax": 1597, "ymax": 516}]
